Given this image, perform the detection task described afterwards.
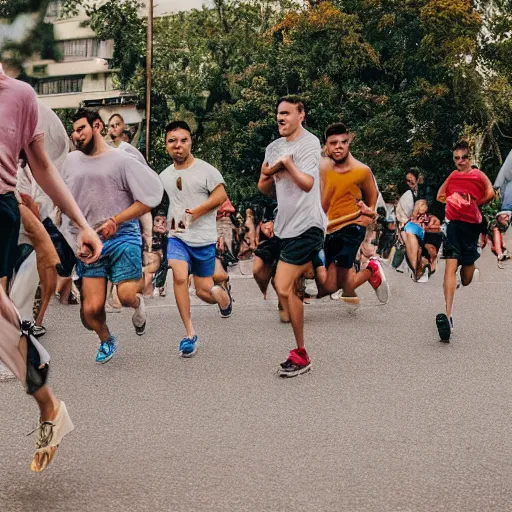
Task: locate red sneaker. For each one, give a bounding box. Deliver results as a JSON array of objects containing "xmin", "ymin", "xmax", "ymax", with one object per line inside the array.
[
  {"xmin": 278, "ymin": 348, "xmax": 312, "ymax": 378},
  {"xmin": 367, "ymin": 258, "xmax": 389, "ymax": 304}
]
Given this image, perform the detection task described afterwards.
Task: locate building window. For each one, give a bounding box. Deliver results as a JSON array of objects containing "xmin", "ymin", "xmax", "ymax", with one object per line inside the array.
[
  {"xmin": 36, "ymin": 76, "xmax": 84, "ymax": 95},
  {"xmin": 56, "ymin": 39, "xmax": 100, "ymax": 58},
  {"xmin": 32, "ymin": 65, "xmax": 48, "ymax": 76}
]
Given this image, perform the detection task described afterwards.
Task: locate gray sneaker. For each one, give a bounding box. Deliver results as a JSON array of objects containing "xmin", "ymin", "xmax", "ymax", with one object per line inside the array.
[
  {"xmin": 132, "ymin": 293, "xmax": 147, "ymax": 335},
  {"xmin": 29, "ymin": 400, "xmax": 74, "ymax": 472}
]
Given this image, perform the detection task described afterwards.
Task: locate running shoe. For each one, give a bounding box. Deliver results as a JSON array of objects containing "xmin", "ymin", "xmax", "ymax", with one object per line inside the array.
[
  {"xmin": 32, "ymin": 325, "xmax": 47, "ymax": 338},
  {"xmin": 179, "ymin": 335, "xmax": 198, "ymax": 358},
  {"xmin": 330, "ymin": 290, "xmax": 342, "ymax": 300},
  {"xmin": 278, "ymin": 348, "xmax": 312, "ymax": 378},
  {"xmin": 367, "ymin": 257, "xmax": 389, "ymax": 304},
  {"xmin": 305, "ymin": 279, "xmax": 318, "ymax": 297},
  {"xmin": 217, "ymin": 282, "xmax": 233, "ymax": 318},
  {"xmin": 28, "ymin": 400, "xmax": 74, "ymax": 472},
  {"xmin": 159, "ymin": 287, "xmax": 166, "ymax": 297},
  {"xmin": 132, "ymin": 294, "xmax": 147, "ymax": 336},
  {"xmin": 95, "ymin": 336, "xmax": 117, "ymax": 363},
  {"xmin": 436, "ymin": 313, "xmax": 451, "ymax": 343}
]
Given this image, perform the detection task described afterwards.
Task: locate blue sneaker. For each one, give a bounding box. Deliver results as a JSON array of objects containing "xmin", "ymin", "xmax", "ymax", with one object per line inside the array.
[
  {"xmin": 95, "ymin": 336, "xmax": 117, "ymax": 363},
  {"xmin": 179, "ymin": 335, "xmax": 198, "ymax": 358},
  {"xmin": 218, "ymin": 282, "xmax": 233, "ymax": 319}
]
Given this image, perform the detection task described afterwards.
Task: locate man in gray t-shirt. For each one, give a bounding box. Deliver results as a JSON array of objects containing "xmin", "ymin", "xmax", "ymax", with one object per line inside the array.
[
  {"xmin": 258, "ymin": 96, "xmax": 326, "ymax": 378},
  {"xmin": 64, "ymin": 109, "xmax": 163, "ymax": 365},
  {"xmin": 159, "ymin": 121, "xmax": 232, "ymax": 358}
]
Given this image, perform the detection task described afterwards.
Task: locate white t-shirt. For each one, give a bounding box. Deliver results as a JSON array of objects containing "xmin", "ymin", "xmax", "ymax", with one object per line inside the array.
[
  {"xmin": 61, "ymin": 148, "xmax": 163, "ymax": 236},
  {"xmin": 264, "ymin": 129, "xmax": 325, "ymax": 239},
  {"xmin": 159, "ymin": 158, "xmax": 225, "ymax": 247}
]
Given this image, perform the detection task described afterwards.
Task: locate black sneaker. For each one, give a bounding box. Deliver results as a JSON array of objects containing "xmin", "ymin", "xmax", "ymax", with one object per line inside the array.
[
  {"xmin": 218, "ymin": 281, "xmax": 233, "ymax": 318},
  {"xmin": 436, "ymin": 313, "xmax": 451, "ymax": 343}
]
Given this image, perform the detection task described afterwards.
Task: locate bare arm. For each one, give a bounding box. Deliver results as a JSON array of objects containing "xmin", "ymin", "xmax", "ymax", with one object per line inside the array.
[
  {"xmin": 188, "ymin": 184, "xmax": 227, "ymax": 221},
  {"xmin": 258, "ymin": 163, "xmax": 276, "ymax": 197},
  {"xmin": 24, "ymin": 136, "xmax": 102, "ymax": 263},
  {"xmin": 436, "ymin": 177, "xmax": 449, "ymax": 203},
  {"xmin": 139, "ymin": 211, "xmax": 153, "ymax": 251},
  {"xmin": 361, "ymin": 169, "xmax": 379, "ymax": 211},
  {"xmin": 280, "ymin": 155, "xmax": 314, "ymax": 192},
  {"xmin": 320, "ymin": 158, "xmax": 334, "ymax": 213},
  {"xmin": 97, "ymin": 201, "xmax": 152, "ymax": 240},
  {"xmin": 478, "ymin": 173, "xmax": 496, "ymax": 205},
  {"xmin": 113, "ymin": 201, "xmax": 152, "ymax": 226}
]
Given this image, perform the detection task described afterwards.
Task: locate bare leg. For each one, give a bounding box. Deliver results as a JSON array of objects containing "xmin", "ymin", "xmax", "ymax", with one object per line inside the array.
[
  {"xmin": 404, "ymin": 232, "xmax": 420, "ymax": 275},
  {"xmin": 169, "ymin": 259, "xmax": 194, "ymax": 338},
  {"xmin": 35, "ymin": 268, "xmax": 57, "ymax": 327},
  {"xmin": 274, "ymin": 261, "xmax": 311, "ymax": 349},
  {"xmin": 195, "ymin": 275, "xmax": 229, "ymax": 308},
  {"xmin": 57, "ymin": 276, "xmax": 73, "ymax": 304},
  {"xmin": 460, "ymin": 264, "xmax": 476, "ymax": 287},
  {"xmin": 338, "ymin": 266, "xmax": 372, "ymax": 296},
  {"xmin": 117, "ymin": 278, "xmax": 144, "ymax": 308},
  {"xmin": 81, "ymin": 277, "xmax": 110, "ymax": 341},
  {"xmin": 213, "ymin": 258, "xmax": 228, "ymax": 285},
  {"xmin": 443, "ymin": 259, "xmax": 459, "ymax": 319},
  {"xmin": 253, "ymin": 256, "xmax": 273, "ymax": 297},
  {"xmin": 317, "ymin": 262, "xmax": 338, "ymax": 297}
]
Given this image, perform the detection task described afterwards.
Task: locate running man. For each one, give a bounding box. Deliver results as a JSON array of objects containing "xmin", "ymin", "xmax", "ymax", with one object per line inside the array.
[
  {"xmin": 258, "ymin": 96, "xmax": 326, "ymax": 377},
  {"xmin": 63, "ymin": 108, "xmax": 163, "ymax": 363},
  {"xmin": 436, "ymin": 140, "xmax": 494, "ymax": 342},
  {"xmin": 0, "ymin": 69, "xmax": 102, "ymax": 471},
  {"xmin": 317, "ymin": 123, "xmax": 389, "ymax": 305},
  {"xmin": 159, "ymin": 120, "xmax": 232, "ymax": 358}
]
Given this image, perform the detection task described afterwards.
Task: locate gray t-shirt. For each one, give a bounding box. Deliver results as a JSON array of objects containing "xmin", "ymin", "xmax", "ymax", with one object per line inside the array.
[
  {"xmin": 61, "ymin": 147, "xmax": 163, "ymax": 234},
  {"xmin": 264, "ymin": 129, "xmax": 325, "ymax": 238},
  {"xmin": 159, "ymin": 158, "xmax": 225, "ymax": 247}
]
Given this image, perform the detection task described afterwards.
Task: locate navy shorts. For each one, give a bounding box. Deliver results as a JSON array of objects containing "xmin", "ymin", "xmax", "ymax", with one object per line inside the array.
[
  {"xmin": 279, "ymin": 227, "xmax": 324, "ymax": 266},
  {"xmin": 0, "ymin": 193, "xmax": 20, "ymax": 279},
  {"xmin": 325, "ymin": 224, "xmax": 365, "ymax": 269},
  {"xmin": 167, "ymin": 237, "xmax": 216, "ymax": 277},
  {"xmin": 77, "ymin": 242, "xmax": 143, "ymax": 284},
  {"xmin": 442, "ymin": 220, "xmax": 480, "ymax": 267}
]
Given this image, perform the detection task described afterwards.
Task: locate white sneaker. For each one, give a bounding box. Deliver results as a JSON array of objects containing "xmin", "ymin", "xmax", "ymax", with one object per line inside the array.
[
  {"xmin": 330, "ymin": 289, "xmax": 343, "ymax": 300},
  {"xmin": 473, "ymin": 268, "xmax": 480, "ymax": 282},
  {"xmin": 132, "ymin": 293, "xmax": 146, "ymax": 336},
  {"xmin": 305, "ymin": 279, "xmax": 318, "ymax": 297},
  {"xmin": 29, "ymin": 400, "xmax": 74, "ymax": 472}
]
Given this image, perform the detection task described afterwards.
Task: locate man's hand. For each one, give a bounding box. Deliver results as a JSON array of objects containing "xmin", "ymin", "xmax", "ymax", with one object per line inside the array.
[
  {"xmin": 261, "ymin": 161, "xmax": 285, "ymax": 177},
  {"xmin": 96, "ymin": 218, "xmax": 118, "ymax": 240},
  {"xmin": 19, "ymin": 193, "xmax": 40, "ymax": 219},
  {"xmin": 261, "ymin": 221, "xmax": 274, "ymax": 239},
  {"xmin": 77, "ymin": 226, "xmax": 103, "ymax": 264},
  {"xmin": 357, "ymin": 200, "xmax": 376, "ymax": 227},
  {"xmin": 278, "ymin": 155, "xmax": 293, "ymax": 169}
]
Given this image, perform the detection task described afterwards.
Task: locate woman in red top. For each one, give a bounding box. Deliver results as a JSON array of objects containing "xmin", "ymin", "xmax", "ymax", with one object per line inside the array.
[{"xmin": 435, "ymin": 141, "xmax": 494, "ymax": 342}]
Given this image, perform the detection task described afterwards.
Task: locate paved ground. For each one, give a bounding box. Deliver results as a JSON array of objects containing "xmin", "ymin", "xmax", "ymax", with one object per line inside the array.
[{"xmin": 2, "ymin": 247, "xmax": 512, "ymax": 512}]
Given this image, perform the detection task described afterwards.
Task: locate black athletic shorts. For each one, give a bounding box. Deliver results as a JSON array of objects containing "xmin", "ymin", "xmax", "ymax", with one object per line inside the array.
[
  {"xmin": 279, "ymin": 227, "xmax": 324, "ymax": 266},
  {"xmin": 0, "ymin": 192, "xmax": 21, "ymax": 279},
  {"xmin": 423, "ymin": 231, "xmax": 442, "ymax": 251},
  {"xmin": 325, "ymin": 224, "xmax": 365, "ymax": 269},
  {"xmin": 442, "ymin": 220, "xmax": 480, "ymax": 266},
  {"xmin": 43, "ymin": 217, "xmax": 77, "ymax": 277},
  {"xmin": 254, "ymin": 235, "xmax": 281, "ymax": 266}
]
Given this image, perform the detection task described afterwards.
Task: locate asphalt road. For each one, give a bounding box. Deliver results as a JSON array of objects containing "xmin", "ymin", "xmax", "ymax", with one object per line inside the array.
[{"xmin": 2, "ymin": 246, "xmax": 512, "ymax": 512}]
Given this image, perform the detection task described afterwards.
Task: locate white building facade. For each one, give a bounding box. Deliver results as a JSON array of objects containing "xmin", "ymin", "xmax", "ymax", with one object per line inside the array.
[{"xmin": 24, "ymin": 1, "xmax": 141, "ymax": 124}]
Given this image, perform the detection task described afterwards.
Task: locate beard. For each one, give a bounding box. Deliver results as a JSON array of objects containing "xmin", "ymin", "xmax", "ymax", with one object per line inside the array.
[{"xmin": 76, "ymin": 137, "xmax": 95, "ymax": 155}]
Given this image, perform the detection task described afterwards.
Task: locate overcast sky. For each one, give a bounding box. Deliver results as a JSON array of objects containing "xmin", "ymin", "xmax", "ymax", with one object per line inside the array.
[{"xmin": 155, "ymin": 0, "xmax": 212, "ymax": 15}]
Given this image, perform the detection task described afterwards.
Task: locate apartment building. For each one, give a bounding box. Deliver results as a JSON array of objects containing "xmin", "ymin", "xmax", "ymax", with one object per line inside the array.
[{"xmin": 24, "ymin": 1, "xmax": 141, "ymax": 124}]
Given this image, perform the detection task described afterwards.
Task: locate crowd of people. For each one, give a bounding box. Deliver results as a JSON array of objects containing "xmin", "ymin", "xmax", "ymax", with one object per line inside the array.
[{"xmin": 1, "ymin": 66, "xmax": 511, "ymax": 472}]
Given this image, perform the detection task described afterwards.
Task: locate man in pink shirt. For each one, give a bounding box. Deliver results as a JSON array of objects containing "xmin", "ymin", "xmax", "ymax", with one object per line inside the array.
[
  {"xmin": 436, "ymin": 140, "xmax": 494, "ymax": 342},
  {"xmin": 0, "ymin": 69, "xmax": 102, "ymax": 472}
]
